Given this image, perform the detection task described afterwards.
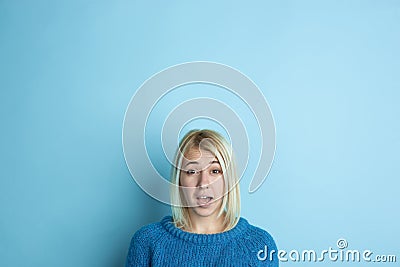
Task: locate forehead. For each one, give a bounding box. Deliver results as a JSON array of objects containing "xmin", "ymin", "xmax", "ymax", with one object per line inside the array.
[{"xmin": 183, "ymin": 148, "xmax": 217, "ymax": 161}]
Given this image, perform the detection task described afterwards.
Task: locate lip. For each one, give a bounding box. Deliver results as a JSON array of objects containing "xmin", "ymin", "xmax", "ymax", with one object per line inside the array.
[{"xmin": 195, "ymin": 195, "xmax": 214, "ymax": 207}]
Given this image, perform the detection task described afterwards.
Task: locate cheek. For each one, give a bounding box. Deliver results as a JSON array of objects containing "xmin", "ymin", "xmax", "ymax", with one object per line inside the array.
[
  {"xmin": 180, "ymin": 175, "xmax": 196, "ymax": 187},
  {"xmin": 213, "ymin": 176, "xmax": 225, "ymax": 195},
  {"xmin": 179, "ymin": 175, "xmax": 197, "ymax": 197},
  {"xmin": 180, "ymin": 187, "xmax": 196, "ymax": 206}
]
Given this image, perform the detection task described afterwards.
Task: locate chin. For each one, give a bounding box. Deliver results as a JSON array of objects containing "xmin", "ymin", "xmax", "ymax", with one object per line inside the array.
[
  {"xmin": 191, "ymin": 201, "xmax": 221, "ymax": 217},
  {"xmin": 192, "ymin": 208, "xmax": 217, "ymax": 217}
]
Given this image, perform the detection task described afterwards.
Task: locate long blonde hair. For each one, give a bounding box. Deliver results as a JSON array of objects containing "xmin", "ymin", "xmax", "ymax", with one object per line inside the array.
[{"xmin": 170, "ymin": 129, "xmax": 241, "ymax": 231}]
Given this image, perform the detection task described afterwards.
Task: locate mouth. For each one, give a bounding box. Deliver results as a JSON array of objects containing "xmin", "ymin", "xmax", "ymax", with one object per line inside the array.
[{"xmin": 196, "ymin": 195, "xmax": 214, "ymax": 207}]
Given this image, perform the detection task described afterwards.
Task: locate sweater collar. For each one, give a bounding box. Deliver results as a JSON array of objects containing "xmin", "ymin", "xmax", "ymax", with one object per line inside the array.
[{"xmin": 161, "ymin": 215, "xmax": 248, "ymax": 244}]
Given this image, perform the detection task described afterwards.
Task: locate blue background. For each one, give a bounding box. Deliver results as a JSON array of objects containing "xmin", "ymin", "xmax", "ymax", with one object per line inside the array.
[{"xmin": 1, "ymin": 1, "xmax": 399, "ymax": 266}]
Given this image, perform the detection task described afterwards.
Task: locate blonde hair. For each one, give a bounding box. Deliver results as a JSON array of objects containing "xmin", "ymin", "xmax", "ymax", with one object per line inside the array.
[{"xmin": 170, "ymin": 129, "xmax": 241, "ymax": 232}]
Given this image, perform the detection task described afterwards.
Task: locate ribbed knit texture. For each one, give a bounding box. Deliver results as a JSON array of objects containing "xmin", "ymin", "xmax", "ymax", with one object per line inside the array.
[{"xmin": 125, "ymin": 216, "xmax": 278, "ymax": 267}]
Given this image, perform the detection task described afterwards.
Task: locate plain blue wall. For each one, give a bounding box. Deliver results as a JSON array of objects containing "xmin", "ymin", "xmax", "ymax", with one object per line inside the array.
[{"xmin": 1, "ymin": 1, "xmax": 399, "ymax": 266}]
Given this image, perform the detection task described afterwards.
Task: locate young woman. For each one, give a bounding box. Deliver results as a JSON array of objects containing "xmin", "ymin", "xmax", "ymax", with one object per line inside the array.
[{"xmin": 125, "ymin": 129, "xmax": 278, "ymax": 266}]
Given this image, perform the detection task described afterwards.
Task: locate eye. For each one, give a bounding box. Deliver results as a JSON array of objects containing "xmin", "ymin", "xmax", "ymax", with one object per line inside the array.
[
  {"xmin": 211, "ymin": 169, "xmax": 221, "ymax": 174},
  {"xmin": 186, "ymin": 170, "xmax": 198, "ymax": 175}
]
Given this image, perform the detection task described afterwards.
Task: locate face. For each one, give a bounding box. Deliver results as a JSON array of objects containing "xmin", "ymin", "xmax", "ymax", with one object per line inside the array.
[{"xmin": 179, "ymin": 147, "xmax": 225, "ymax": 218}]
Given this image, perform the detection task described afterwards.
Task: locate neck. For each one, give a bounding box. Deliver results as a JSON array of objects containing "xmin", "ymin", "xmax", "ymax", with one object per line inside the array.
[{"xmin": 187, "ymin": 211, "xmax": 226, "ymax": 234}]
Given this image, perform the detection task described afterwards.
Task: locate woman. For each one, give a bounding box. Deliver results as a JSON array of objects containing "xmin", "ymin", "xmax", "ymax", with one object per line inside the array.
[{"xmin": 125, "ymin": 129, "xmax": 278, "ymax": 266}]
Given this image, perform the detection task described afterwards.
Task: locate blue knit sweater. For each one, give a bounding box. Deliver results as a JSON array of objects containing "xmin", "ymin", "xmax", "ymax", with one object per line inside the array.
[{"xmin": 125, "ymin": 216, "xmax": 278, "ymax": 266}]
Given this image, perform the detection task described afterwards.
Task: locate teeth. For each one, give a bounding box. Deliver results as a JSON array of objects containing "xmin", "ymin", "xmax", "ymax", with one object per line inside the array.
[{"xmin": 197, "ymin": 195, "xmax": 213, "ymax": 205}]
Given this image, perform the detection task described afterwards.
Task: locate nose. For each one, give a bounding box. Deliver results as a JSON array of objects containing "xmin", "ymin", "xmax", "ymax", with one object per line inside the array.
[{"xmin": 198, "ymin": 171, "xmax": 210, "ymax": 188}]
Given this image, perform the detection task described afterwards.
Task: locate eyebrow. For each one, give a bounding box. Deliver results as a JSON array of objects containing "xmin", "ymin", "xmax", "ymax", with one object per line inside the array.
[
  {"xmin": 184, "ymin": 160, "xmax": 220, "ymax": 167},
  {"xmin": 184, "ymin": 161, "xmax": 199, "ymax": 167}
]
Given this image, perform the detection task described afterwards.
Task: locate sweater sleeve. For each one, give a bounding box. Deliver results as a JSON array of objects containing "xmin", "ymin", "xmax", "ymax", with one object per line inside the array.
[{"xmin": 125, "ymin": 229, "xmax": 151, "ymax": 267}]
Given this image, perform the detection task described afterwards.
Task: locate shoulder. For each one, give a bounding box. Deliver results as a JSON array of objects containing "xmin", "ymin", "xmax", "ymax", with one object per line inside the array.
[
  {"xmin": 125, "ymin": 217, "xmax": 169, "ymax": 267},
  {"xmin": 228, "ymin": 218, "xmax": 279, "ymax": 267},
  {"xmin": 238, "ymin": 218, "xmax": 279, "ymax": 266},
  {"xmin": 240, "ymin": 218, "xmax": 277, "ymax": 251},
  {"xmin": 130, "ymin": 218, "xmax": 165, "ymax": 246}
]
